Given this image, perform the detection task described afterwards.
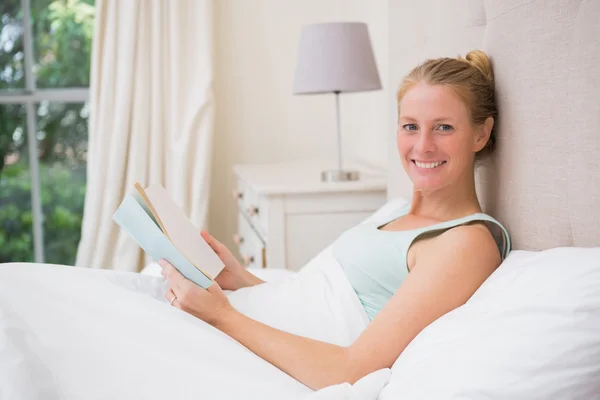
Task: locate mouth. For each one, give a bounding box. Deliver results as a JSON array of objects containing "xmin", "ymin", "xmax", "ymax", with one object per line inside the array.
[{"xmin": 411, "ymin": 160, "xmax": 447, "ymax": 169}]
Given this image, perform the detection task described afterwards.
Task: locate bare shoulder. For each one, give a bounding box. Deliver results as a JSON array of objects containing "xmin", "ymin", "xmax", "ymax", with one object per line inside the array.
[
  {"xmin": 419, "ymin": 222, "xmax": 502, "ymax": 274},
  {"xmin": 443, "ymin": 221, "xmax": 499, "ymax": 249}
]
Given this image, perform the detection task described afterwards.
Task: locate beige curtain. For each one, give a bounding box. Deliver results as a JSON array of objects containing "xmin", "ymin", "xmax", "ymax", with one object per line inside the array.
[{"xmin": 75, "ymin": 0, "xmax": 215, "ymax": 272}]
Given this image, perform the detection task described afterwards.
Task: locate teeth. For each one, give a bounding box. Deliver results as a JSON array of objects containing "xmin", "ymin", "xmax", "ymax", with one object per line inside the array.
[{"xmin": 415, "ymin": 161, "xmax": 445, "ymax": 169}]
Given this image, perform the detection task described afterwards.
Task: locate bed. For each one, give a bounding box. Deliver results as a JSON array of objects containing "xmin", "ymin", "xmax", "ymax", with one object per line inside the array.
[{"xmin": 1, "ymin": 1, "xmax": 600, "ymax": 399}]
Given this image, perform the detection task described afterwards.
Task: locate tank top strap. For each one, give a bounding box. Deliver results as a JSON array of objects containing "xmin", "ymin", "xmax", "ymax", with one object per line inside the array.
[{"xmin": 403, "ymin": 212, "xmax": 511, "ymax": 260}]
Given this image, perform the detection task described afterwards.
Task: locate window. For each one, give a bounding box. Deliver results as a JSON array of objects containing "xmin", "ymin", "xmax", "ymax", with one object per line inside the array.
[{"xmin": 0, "ymin": 0, "xmax": 94, "ymax": 264}]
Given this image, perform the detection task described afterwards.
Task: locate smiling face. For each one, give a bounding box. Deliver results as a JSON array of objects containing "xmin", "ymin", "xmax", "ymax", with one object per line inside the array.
[{"xmin": 397, "ymin": 83, "xmax": 491, "ymax": 194}]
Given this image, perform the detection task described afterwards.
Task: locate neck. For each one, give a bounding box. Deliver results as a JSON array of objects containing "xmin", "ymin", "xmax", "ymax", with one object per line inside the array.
[{"xmin": 409, "ymin": 168, "xmax": 481, "ymax": 221}]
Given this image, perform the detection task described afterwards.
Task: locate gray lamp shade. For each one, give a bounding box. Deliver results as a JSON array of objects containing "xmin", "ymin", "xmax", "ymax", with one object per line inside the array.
[{"xmin": 293, "ymin": 22, "xmax": 382, "ymax": 94}]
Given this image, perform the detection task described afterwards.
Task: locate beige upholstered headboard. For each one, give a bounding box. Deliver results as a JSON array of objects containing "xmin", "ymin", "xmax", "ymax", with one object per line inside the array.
[{"xmin": 387, "ymin": 0, "xmax": 600, "ymax": 251}]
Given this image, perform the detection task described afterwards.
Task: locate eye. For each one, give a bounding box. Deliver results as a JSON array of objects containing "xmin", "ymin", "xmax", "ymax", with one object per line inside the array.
[
  {"xmin": 436, "ymin": 124, "xmax": 454, "ymax": 132},
  {"xmin": 402, "ymin": 123, "xmax": 418, "ymax": 132}
]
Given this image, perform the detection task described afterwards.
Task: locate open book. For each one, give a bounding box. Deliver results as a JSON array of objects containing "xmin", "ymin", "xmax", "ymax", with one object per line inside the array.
[{"xmin": 112, "ymin": 182, "xmax": 224, "ymax": 289}]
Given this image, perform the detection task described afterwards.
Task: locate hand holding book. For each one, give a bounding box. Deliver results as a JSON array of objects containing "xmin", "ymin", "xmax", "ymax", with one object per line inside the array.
[
  {"xmin": 112, "ymin": 182, "xmax": 225, "ymax": 289},
  {"xmin": 200, "ymin": 230, "xmax": 265, "ymax": 290}
]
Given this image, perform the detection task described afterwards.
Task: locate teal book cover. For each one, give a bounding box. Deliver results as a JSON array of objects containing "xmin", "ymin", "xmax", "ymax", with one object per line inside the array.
[{"xmin": 112, "ymin": 195, "xmax": 213, "ymax": 289}]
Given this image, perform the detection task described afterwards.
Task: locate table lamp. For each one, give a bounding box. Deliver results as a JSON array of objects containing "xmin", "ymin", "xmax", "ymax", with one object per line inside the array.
[{"xmin": 292, "ymin": 22, "xmax": 382, "ymax": 182}]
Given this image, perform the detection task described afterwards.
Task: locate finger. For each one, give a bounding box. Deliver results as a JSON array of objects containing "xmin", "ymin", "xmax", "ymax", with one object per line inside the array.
[
  {"xmin": 159, "ymin": 259, "xmax": 186, "ymax": 288},
  {"xmin": 171, "ymin": 280, "xmax": 201, "ymax": 310},
  {"xmin": 201, "ymin": 230, "xmax": 225, "ymax": 252},
  {"xmin": 159, "ymin": 259, "xmax": 174, "ymax": 276},
  {"xmin": 164, "ymin": 287, "xmax": 175, "ymax": 302},
  {"xmin": 159, "ymin": 259, "xmax": 178, "ymax": 276},
  {"xmin": 206, "ymin": 281, "xmax": 223, "ymax": 295},
  {"xmin": 164, "ymin": 288, "xmax": 179, "ymax": 307}
]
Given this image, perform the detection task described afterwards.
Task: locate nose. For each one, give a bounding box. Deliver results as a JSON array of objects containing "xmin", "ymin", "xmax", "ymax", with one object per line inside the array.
[{"xmin": 414, "ymin": 130, "xmax": 437, "ymax": 154}]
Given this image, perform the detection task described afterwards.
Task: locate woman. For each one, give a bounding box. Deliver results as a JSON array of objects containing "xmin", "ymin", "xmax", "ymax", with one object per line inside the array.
[{"xmin": 160, "ymin": 50, "xmax": 510, "ymax": 391}]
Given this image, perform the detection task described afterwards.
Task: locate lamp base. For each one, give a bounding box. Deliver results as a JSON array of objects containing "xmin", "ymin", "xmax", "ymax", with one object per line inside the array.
[{"xmin": 321, "ymin": 169, "xmax": 360, "ymax": 182}]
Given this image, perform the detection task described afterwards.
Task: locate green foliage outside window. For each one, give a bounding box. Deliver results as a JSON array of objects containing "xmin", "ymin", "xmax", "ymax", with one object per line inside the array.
[{"xmin": 0, "ymin": 161, "xmax": 86, "ymax": 263}]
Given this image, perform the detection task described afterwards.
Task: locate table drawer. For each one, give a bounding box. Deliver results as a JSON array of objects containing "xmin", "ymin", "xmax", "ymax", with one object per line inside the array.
[
  {"xmin": 234, "ymin": 178, "xmax": 269, "ymax": 239},
  {"xmin": 232, "ymin": 178, "xmax": 249, "ymax": 213},
  {"xmin": 234, "ymin": 212, "xmax": 266, "ymax": 269}
]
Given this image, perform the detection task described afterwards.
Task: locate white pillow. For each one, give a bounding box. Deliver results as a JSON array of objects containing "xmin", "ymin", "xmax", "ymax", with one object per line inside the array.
[{"xmin": 379, "ymin": 247, "xmax": 600, "ymax": 400}]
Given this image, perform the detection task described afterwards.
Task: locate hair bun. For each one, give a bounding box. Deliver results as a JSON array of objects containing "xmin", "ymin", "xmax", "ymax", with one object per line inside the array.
[{"xmin": 461, "ymin": 50, "xmax": 494, "ymax": 82}]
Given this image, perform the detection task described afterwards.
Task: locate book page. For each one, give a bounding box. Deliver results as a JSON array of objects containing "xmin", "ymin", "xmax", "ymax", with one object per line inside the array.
[
  {"xmin": 133, "ymin": 182, "xmax": 165, "ymax": 234},
  {"xmin": 144, "ymin": 184, "xmax": 224, "ymax": 279}
]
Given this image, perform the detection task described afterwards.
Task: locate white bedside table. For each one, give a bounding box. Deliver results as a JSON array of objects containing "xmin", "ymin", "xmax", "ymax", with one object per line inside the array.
[{"xmin": 231, "ymin": 162, "xmax": 387, "ymax": 271}]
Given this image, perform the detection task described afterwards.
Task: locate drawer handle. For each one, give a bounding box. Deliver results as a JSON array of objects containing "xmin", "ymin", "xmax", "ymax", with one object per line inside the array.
[
  {"xmin": 231, "ymin": 189, "xmax": 244, "ymax": 200},
  {"xmin": 242, "ymin": 255, "xmax": 255, "ymax": 266},
  {"xmin": 233, "ymin": 234, "xmax": 244, "ymax": 245},
  {"xmin": 247, "ymin": 206, "xmax": 259, "ymax": 216}
]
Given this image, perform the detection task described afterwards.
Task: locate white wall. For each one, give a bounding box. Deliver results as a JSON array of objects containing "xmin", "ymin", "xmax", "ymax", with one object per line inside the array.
[{"xmin": 209, "ymin": 0, "xmax": 390, "ymax": 251}]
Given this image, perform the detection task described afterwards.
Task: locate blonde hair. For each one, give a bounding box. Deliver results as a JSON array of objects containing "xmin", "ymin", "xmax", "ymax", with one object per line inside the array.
[{"xmin": 397, "ymin": 50, "xmax": 497, "ymax": 159}]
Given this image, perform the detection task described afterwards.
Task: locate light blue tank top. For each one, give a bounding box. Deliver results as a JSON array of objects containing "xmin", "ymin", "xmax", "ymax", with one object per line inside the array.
[{"xmin": 332, "ymin": 204, "xmax": 511, "ymax": 321}]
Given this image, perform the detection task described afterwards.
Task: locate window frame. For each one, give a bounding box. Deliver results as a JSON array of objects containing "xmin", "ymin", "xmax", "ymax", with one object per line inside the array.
[{"xmin": 0, "ymin": 0, "xmax": 90, "ymax": 263}]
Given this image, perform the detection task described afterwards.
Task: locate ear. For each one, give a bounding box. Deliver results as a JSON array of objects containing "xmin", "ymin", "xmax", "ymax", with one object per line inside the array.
[{"xmin": 473, "ymin": 117, "xmax": 494, "ymax": 152}]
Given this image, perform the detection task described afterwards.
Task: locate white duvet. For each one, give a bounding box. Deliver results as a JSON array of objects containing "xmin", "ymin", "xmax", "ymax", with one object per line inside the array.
[{"xmin": 0, "ymin": 251, "xmax": 372, "ymax": 400}]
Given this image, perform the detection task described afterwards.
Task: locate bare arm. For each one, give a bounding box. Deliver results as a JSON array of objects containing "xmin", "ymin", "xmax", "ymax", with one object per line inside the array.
[
  {"xmin": 238, "ymin": 268, "xmax": 266, "ymax": 287},
  {"xmin": 164, "ymin": 224, "xmax": 501, "ymax": 390},
  {"xmin": 213, "ymin": 310, "xmax": 351, "ymax": 388}
]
